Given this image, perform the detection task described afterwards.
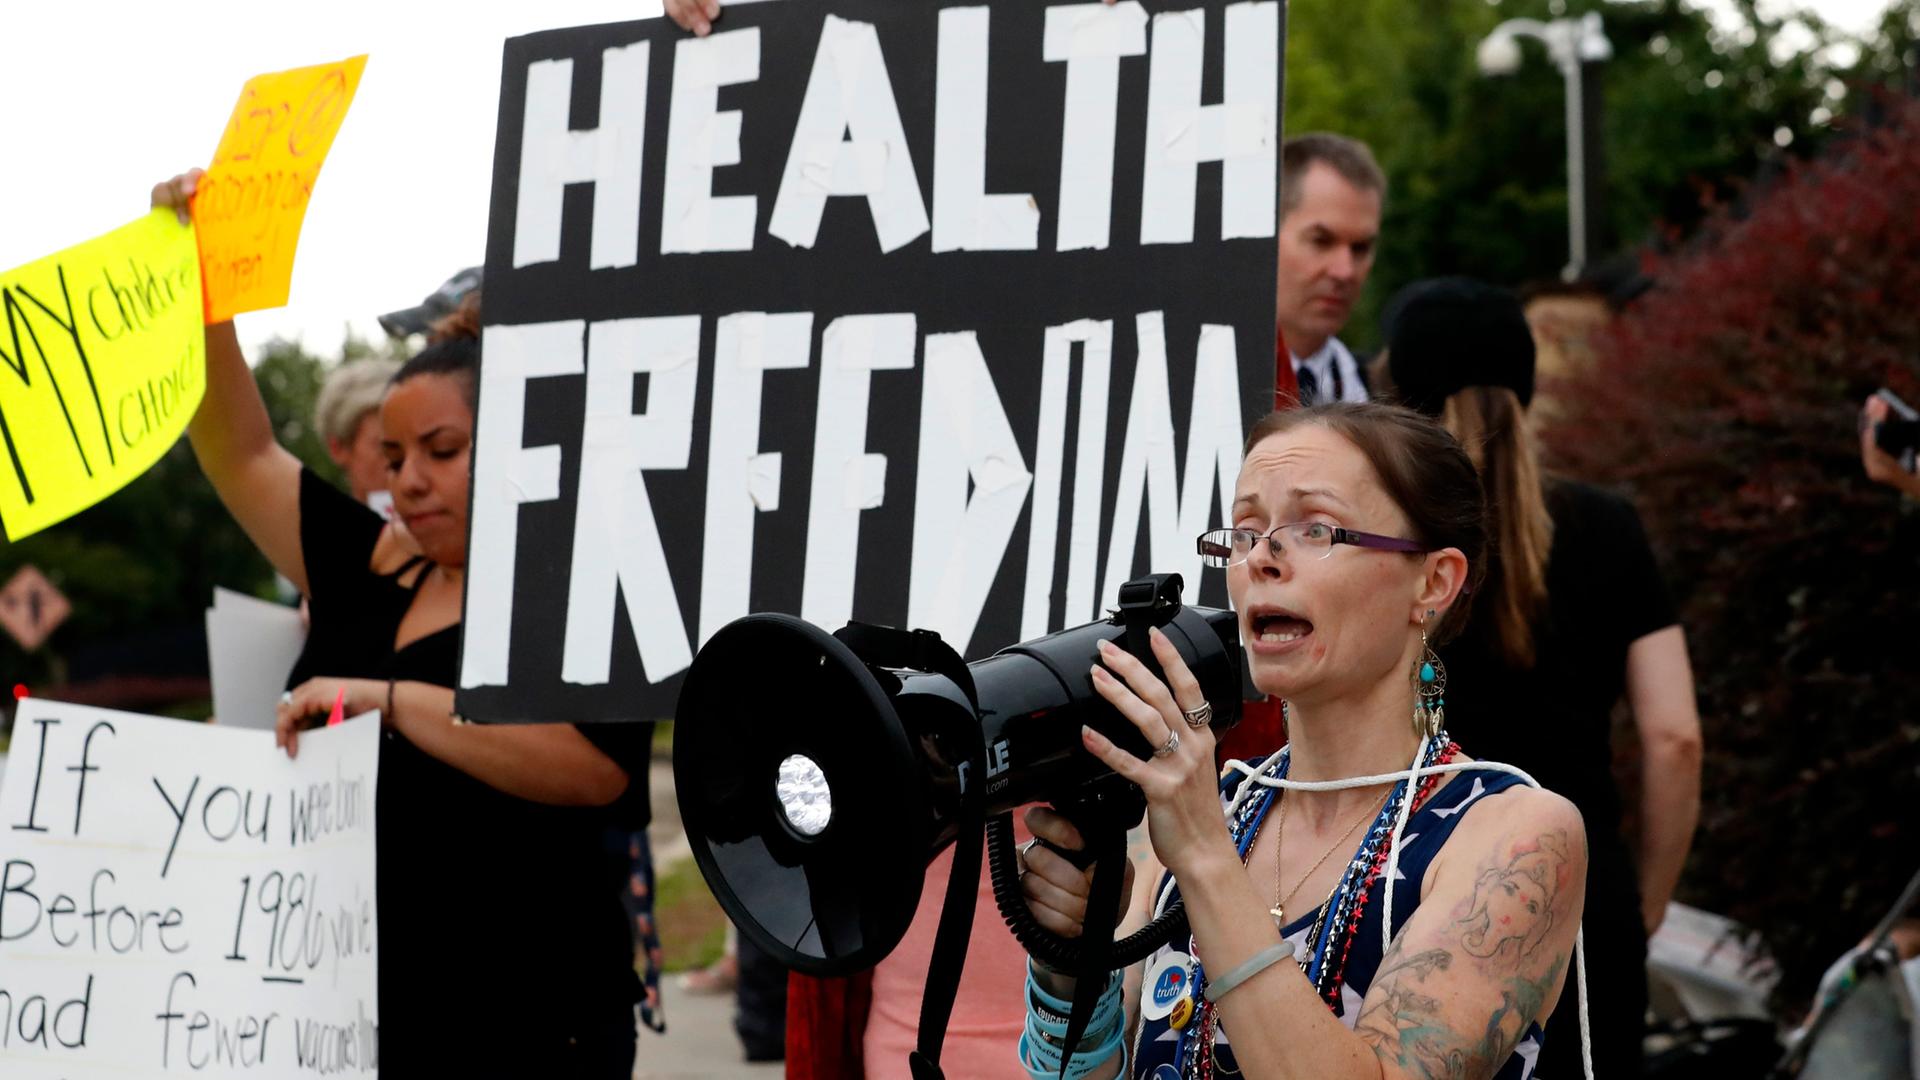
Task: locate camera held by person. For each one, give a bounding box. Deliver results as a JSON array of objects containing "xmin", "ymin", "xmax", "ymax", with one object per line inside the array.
[{"xmin": 1860, "ymin": 389, "xmax": 1920, "ymax": 499}]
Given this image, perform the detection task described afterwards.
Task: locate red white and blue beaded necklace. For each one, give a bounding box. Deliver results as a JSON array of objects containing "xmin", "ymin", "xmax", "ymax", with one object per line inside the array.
[{"xmin": 1168, "ymin": 733, "xmax": 1459, "ymax": 1080}]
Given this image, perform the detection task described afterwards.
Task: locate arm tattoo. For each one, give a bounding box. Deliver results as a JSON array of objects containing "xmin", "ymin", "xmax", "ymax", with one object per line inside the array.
[
  {"xmin": 1454, "ymin": 831, "xmax": 1572, "ymax": 965},
  {"xmin": 1354, "ymin": 829, "xmax": 1575, "ymax": 1079}
]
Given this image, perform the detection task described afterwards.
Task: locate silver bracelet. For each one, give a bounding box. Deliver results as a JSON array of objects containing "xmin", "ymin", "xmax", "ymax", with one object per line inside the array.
[{"xmin": 1203, "ymin": 939, "xmax": 1299, "ymax": 1003}]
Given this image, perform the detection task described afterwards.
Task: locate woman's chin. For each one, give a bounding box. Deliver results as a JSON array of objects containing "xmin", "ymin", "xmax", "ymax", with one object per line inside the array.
[
  {"xmin": 1248, "ymin": 663, "xmax": 1303, "ymax": 702},
  {"xmin": 415, "ymin": 532, "xmax": 466, "ymax": 567}
]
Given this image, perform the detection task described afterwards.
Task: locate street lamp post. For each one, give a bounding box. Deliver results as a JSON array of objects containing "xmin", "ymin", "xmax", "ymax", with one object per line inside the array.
[{"xmin": 1477, "ymin": 12, "xmax": 1613, "ymax": 281}]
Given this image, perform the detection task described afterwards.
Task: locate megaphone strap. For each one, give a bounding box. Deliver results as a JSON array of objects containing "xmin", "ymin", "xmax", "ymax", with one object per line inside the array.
[
  {"xmin": 908, "ymin": 720, "xmax": 989, "ymax": 1080},
  {"xmin": 834, "ymin": 623, "xmax": 979, "ymax": 712}
]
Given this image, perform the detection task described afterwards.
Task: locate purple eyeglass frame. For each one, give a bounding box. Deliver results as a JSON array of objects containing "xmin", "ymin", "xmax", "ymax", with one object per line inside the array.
[{"xmin": 1195, "ymin": 523, "xmax": 1428, "ymax": 565}]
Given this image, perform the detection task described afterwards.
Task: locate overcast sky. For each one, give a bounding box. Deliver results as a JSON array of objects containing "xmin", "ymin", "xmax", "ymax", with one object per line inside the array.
[{"xmin": 0, "ymin": 0, "xmax": 1895, "ymax": 359}]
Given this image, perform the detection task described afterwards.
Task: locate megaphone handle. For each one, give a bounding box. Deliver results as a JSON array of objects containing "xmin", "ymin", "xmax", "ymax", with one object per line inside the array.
[{"xmin": 1058, "ymin": 825, "xmax": 1129, "ymax": 1079}]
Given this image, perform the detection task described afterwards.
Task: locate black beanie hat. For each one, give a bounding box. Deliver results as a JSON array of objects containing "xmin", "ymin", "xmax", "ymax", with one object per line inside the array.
[{"xmin": 1382, "ymin": 277, "xmax": 1536, "ymax": 417}]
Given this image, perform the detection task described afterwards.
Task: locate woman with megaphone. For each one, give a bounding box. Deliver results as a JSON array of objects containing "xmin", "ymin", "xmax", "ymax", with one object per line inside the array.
[{"xmin": 1016, "ymin": 402, "xmax": 1590, "ymax": 1080}]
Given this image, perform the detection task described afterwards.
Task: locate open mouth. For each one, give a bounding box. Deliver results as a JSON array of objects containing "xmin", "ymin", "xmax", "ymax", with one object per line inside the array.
[{"xmin": 1249, "ymin": 610, "xmax": 1314, "ymax": 645}]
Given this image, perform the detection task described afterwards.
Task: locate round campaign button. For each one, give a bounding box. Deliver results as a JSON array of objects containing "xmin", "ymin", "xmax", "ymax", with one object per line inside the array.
[
  {"xmin": 1168, "ymin": 995, "xmax": 1195, "ymax": 1031},
  {"xmin": 1140, "ymin": 951, "xmax": 1193, "ymax": 1022}
]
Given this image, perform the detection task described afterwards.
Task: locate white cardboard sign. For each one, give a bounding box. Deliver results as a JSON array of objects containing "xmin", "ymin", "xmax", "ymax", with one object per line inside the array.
[{"xmin": 0, "ymin": 699, "xmax": 379, "ymax": 1077}]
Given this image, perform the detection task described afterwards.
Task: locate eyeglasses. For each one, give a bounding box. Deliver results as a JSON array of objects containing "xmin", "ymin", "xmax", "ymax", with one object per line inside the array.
[{"xmin": 1195, "ymin": 523, "xmax": 1428, "ymax": 568}]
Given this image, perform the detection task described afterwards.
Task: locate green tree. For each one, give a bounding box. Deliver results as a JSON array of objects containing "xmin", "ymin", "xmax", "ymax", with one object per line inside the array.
[
  {"xmin": 1283, "ymin": 0, "xmax": 1879, "ymax": 349},
  {"xmin": 0, "ymin": 335, "xmax": 371, "ymax": 723}
]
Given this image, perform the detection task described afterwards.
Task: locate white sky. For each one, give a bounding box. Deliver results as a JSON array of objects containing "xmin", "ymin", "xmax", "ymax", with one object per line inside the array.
[
  {"xmin": 0, "ymin": 0, "xmax": 667, "ymax": 357},
  {"xmin": 0, "ymin": 0, "xmax": 1897, "ymax": 359}
]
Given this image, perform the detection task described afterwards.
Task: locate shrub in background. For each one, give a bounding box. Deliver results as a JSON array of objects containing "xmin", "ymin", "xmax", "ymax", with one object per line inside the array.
[{"xmin": 1543, "ymin": 94, "xmax": 1920, "ymax": 1005}]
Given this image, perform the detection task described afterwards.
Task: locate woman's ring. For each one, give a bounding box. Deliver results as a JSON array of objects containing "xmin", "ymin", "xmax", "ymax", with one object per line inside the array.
[
  {"xmin": 279, "ymin": 691, "xmax": 293, "ymax": 706},
  {"xmin": 1155, "ymin": 729, "xmax": 1181, "ymax": 757},
  {"xmin": 1181, "ymin": 701, "xmax": 1213, "ymax": 729},
  {"xmin": 1018, "ymin": 837, "xmax": 1040, "ymax": 874}
]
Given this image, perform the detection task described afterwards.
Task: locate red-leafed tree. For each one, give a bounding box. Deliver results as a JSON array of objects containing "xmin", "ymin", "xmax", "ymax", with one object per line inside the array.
[{"xmin": 1542, "ymin": 93, "xmax": 1920, "ymax": 1005}]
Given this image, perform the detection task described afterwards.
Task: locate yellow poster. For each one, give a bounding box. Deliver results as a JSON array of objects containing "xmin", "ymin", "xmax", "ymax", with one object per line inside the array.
[
  {"xmin": 0, "ymin": 210, "xmax": 205, "ymax": 540},
  {"xmin": 194, "ymin": 55, "xmax": 367, "ymax": 323}
]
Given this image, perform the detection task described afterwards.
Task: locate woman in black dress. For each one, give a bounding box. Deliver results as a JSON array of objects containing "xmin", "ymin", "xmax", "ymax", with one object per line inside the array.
[
  {"xmin": 158, "ymin": 171, "xmax": 645, "ymax": 1077},
  {"xmin": 1383, "ymin": 277, "xmax": 1705, "ymax": 1078}
]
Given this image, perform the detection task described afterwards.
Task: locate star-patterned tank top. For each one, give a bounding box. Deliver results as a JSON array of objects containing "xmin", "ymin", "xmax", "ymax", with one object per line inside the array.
[{"xmin": 1129, "ymin": 756, "xmax": 1550, "ymax": 1080}]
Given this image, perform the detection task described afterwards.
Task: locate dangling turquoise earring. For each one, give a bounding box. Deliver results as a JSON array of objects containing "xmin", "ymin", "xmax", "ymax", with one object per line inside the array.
[{"xmin": 1413, "ymin": 610, "xmax": 1446, "ymax": 739}]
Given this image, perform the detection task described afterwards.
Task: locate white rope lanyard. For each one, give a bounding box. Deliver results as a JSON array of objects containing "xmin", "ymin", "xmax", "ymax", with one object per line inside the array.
[{"xmin": 1220, "ymin": 738, "xmax": 1596, "ymax": 1080}]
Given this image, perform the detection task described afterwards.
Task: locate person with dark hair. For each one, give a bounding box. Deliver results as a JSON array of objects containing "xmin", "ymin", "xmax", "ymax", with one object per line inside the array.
[
  {"xmin": 155, "ymin": 171, "xmax": 646, "ymax": 1078},
  {"xmin": 1016, "ymin": 402, "xmax": 1589, "ymax": 1080},
  {"xmin": 419, "ymin": 282, "xmax": 672, "ymax": 1043},
  {"xmin": 1275, "ymin": 133, "xmax": 1386, "ymax": 407},
  {"xmin": 1385, "ymin": 277, "xmax": 1704, "ymax": 1079}
]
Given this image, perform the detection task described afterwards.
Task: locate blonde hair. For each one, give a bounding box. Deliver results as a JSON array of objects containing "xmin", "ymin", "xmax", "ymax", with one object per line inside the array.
[
  {"xmin": 1439, "ymin": 387, "xmax": 1553, "ymax": 667},
  {"xmin": 314, "ymin": 358, "xmax": 401, "ymax": 444}
]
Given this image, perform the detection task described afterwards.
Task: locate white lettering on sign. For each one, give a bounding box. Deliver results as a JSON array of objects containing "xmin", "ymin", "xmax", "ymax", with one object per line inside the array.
[
  {"xmin": 768, "ymin": 16, "xmax": 931, "ymax": 253},
  {"xmin": 514, "ymin": 43, "xmax": 651, "ymax": 269},
  {"xmin": 801, "ymin": 314, "xmax": 919, "ymax": 631},
  {"xmin": 463, "ymin": 3, "xmax": 1280, "ymax": 719},
  {"xmin": 460, "ymin": 310, "xmax": 1245, "ymax": 662},
  {"xmin": 563, "ymin": 316, "xmax": 703, "ymax": 685},
  {"xmin": 1100, "ymin": 313, "xmax": 1243, "ymax": 609},
  {"xmin": 932, "ymin": 7, "xmax": 1041, "ymax": 252},
  {"xmin": 1140, "ymin": 3, "xmax": 1280, "ymax": 245},
  {"xmin": 699, "ymin": 312, "xmax": 815, "ymax": 643},
  {"xmin": 506, "ymin": 4, "xmax": 1279, "ymax": 265},
  {"xmin": 662, "ymin": 29, "xmax": 763, "ymax": 254},
  {"xmin": 461, "ymin": 322, "xmax": 585, "ymax": 690},
  {"xmin": 1044, "ymin": 3, "xmax": 1149, "ymax": 251}
]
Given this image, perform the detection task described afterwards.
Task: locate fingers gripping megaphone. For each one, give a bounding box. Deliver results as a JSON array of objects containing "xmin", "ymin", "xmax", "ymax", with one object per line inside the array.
[{"xmin": 674, "ymin": 573, "xmax": 1243, "ymax": 1077}]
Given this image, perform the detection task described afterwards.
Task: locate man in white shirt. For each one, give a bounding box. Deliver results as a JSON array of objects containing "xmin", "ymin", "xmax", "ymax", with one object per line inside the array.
[{"xmin": 1276, "ymin": 133, "xmax": 1386, "ymax": 405}]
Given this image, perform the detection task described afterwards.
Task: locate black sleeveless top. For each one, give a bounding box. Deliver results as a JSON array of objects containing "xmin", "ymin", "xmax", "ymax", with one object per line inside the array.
[{"xmin": 287, "ymin": 470, "xmax": 643, "ymax": 1073}]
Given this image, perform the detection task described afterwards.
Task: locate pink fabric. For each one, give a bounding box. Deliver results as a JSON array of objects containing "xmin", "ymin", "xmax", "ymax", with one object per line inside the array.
[{"xmin": 861, "ymin": 814, "xmax": 1036, "ymax": 1080}]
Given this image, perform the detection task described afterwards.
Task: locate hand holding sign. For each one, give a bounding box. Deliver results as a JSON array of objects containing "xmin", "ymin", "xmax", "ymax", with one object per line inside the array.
[
  {"xmin": 151, "ymin": 169, "xmax": 203, "ymax": 227},
  {"xmin": 193, "ymin": 56, "xmax": 367, "ymax": 323},
  {"xmin": 275, "ymin": 678, "xmax": 385, "ymax": 759}
]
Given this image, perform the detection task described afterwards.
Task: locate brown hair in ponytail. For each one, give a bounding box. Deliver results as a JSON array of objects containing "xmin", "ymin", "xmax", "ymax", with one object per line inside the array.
[{"xmin": 1439, "ymin": 386, "xmax": 1553, "ymax": 667}]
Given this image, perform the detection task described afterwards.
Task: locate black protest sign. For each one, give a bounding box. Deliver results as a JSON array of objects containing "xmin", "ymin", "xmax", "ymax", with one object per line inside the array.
[{"xmin": 459, "ymin": 0, "xmax": 1284, "ymax": 724}]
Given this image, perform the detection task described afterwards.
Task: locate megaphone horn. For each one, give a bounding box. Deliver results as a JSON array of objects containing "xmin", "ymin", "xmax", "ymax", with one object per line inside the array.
[{"xmin": 672, "ymin": 572, "xmax": 1243, "ymax": 977}]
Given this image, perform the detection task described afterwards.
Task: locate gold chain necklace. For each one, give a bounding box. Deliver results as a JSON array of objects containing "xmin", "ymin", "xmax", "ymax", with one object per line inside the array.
[{"xmin": 1267, "ymin": 789, "xmax": 1390, "ymax": 925}]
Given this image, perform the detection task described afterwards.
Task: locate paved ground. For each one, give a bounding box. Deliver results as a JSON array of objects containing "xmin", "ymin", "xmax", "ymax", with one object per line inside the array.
[
  {"xmin": 633, "ymin": 989, "xmax": 784, "ymax": 1080},
  {"xmin": 636, "ymin": 757, "xmax": 783, "ymax": 1079}
]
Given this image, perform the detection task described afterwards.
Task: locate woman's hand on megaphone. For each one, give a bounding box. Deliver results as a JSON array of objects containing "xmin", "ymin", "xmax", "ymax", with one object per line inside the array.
[
  {"xmin": 1019, "ymin": 807, "xmax": 1136, "ymax": 947},
  {"xmin": 1082, "ymin": 629, "xmax": 1241, "ymax": 881}
]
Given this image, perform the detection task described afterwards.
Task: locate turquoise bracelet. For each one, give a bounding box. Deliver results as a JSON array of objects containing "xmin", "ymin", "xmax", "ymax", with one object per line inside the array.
[
  {"xmin": 1018, "ymin": 1016, "xmax": 1128, "ymax": 1080},
  {"xmin": 1020, "ymin": 962, "xmax": 1128, "ymax": 1079},
  {"xmin": 1026, "ymin": 966, "xmax": 1123, "ymax": 1040}
]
